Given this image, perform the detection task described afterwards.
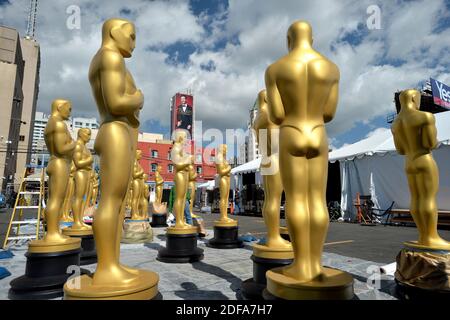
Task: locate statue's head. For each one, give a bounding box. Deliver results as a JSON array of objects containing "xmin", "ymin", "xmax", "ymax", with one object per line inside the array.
[
  {"xmin": 257, "ymin": 90, "xmax": 267, "ymax": 111},
  {"xmin": 399, "ymin": 89, "xmax": 421, "ymax": 110},
  {"xmin": 51, "ymin": 99, "xmax": 72, "ymax": 120},
  {"xmin": 136, "ymin": 149, "xmax": 142, "ymax": 160},
  {"xmin": 174, "ymin": 129, "xmax": 187, "ymax": 144},
  {"xmin": 287, "ymin": 21, "xmax": 313, "ymax": 52},
  {"xmin": 102, "ymin": 18, "xmax": 136, "ymax": 58},
  {"xmin": 219, "ymin": 144, "xmax": 227, "ymax": 156},
  {"xmin": 157, "ymin": 164, "xmax": 162, "ymax": 173},
  {"xmin": 78, "ymin": 128, "xmax": 91, "ymax": 143}
]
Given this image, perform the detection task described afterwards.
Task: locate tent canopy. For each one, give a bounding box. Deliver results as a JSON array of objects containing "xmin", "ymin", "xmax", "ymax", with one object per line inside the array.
[
  {"xmin": 231, "ymin": 157, "xmax": 261, "ymax": 175},
  {"xmin": 198, "ymin": 180, "xmax": 215, "ymax": 190},
  {"xmin": 330, "ymin": 111, "xmax": 450, "ymax": 162}
]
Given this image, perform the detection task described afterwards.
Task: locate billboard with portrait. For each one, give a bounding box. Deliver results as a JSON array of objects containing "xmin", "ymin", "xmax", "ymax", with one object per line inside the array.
[{"xmin": 171, "ymin": 93, "xmax": 194, "ymax": 138}]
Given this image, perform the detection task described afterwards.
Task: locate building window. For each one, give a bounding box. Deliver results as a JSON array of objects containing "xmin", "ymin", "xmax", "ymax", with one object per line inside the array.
[
  {"xmin": 19, "ymin": 135, "xmax": 25, "ymax": 142},
  {"xmin": 151, "ymin": 150, "xmax": 158, "ymax": 158},
  {"xmin": 168, "ymin": 151, "xmax": 172, "ymax": 160},
  {"xmin": 196, "ymin": 166, "xmax": 202, "ymax": 174},
  {"xmin": 151, "ymin": 163, "xmax": 158, "ymax": 172},
  {"xmin": 168, "ymin": 164, "xmax": 174, "ymax": 173},
  {"xmin": 75, "ymin": 121, "xmax": 82, "ymax": 126}
]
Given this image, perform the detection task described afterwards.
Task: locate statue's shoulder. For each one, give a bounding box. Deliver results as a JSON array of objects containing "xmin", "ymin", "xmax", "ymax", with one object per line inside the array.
[
  {"xmin": 97, "ymin": 48, "xmax": 124, "ymax": 69},
  {"xmin": 310, "ymin": 52, "xmax": 339, "ymax": 80},
  {"xmin": 53, "ymin": 118, "xmax": 69, "ymax": 132},
  {"xmin": 421, "ymin": 111, "xmax": 435, "ymax": 125}
]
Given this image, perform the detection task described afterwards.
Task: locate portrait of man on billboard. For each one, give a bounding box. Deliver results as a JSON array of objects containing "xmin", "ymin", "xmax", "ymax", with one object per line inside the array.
[{"xmin": 176, "ymin": 95, "xmax": 193, "ymax": 133}]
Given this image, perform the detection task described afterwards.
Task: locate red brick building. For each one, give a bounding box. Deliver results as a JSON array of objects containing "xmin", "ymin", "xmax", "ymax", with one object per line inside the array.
[{"xmin": 137, "ymin": 140, "xmax": 216, "ymax": 185}]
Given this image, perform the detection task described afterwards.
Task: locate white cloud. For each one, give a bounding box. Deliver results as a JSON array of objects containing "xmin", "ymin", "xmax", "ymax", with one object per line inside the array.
[{"xmin": 1, "ymin": 0, "xmax": 449, "ymax": 145}]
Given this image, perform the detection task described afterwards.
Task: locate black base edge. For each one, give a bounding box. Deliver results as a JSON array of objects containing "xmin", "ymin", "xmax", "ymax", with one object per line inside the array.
[{"xmin": 240, "ymin": 278, "xmax": 266, "ymax": 300}]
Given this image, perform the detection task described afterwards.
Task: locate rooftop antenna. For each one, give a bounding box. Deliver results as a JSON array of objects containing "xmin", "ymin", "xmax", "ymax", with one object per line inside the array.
[{"xmin": 25, "ymin": 0, "xmax": 38, "ymax": 40}]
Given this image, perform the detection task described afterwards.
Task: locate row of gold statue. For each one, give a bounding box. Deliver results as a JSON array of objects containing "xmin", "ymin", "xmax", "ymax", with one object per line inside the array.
[{"xmin": 27, "ymin": 17, "xmax": 448, "ymax": 300}]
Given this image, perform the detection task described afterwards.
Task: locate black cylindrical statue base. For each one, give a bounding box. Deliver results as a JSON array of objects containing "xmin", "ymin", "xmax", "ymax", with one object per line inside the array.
[
  {"xmin": 9, "ymin": 248, "xmax": 82, "ymax": 300},
  {"xmin": 150, "ymin": 214, "xmax": 168, "ymax": 228},
  {"xmin": 78, "ymin": 234, "xmax": 97, "ymax": 265},
  {"xmin": 207, "ymin": 225, "xmax": 244, "ymax": 249},
  {"xmin": 241, "ymin": 255, "xmax": 293, "ymax": 300},
  {"xmin": 157, "ymin": 233, "xmax": 204, "ymax": 263}
]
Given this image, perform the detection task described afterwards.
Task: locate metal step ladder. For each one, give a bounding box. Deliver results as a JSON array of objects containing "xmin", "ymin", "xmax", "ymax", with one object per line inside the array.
[{"xmin": 2, "ymin": 167, "xmax": 46, "ymax": 249}]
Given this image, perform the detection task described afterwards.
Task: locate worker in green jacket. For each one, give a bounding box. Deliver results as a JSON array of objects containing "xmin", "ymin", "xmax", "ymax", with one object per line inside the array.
[{"xmin": 168, "ymin": 185, "xmax": 192, "ymax": 224}]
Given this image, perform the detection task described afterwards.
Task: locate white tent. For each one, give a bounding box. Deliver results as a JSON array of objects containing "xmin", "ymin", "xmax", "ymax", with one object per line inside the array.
[
  {"xmin": 198, "ymin": 180, "xmax": 215, "ymax": 190},
  {"xmin": 330, "ymin": 111, "xmax": 450, "ymax": 220}
]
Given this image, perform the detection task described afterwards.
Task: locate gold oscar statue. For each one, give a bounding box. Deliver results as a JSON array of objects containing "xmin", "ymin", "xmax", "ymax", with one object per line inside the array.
[
  {"xmin": 63, "ymin": 128, "xmax": 93, "ymax": 236},
  {"xmin": 131, "ymin": 150, "xmax": 144, "ymax": 220},
  {"xmin": 29, "ymin": 99, "xmax": 81, "ymax": 253},
  {"xmin": 264, "ymin": 21, "xmax": 353, "ymax": 300},
  {"xmin": 392, "ymin": 90, "xmax": 450, "ymax": 250},
  {"xmin": 138, "ymin": 173, "xmax": 149, "ymax": 220},
  {"xmin": 60, "ymin": 161, "xmax": 76, "ymax": 223},
  {"xmin": 64, "ymin": 18, "xmax": 159, "ymax": 300},
  {"xmin": 252, "ymin": 89, "xmax": 292, "ymax": 259},
  {"xmin": 155, "ymin": 165, "xmax": 164, "ymax": 205},
  {"xmin": 188, "ymin": 161, "xmax": 197, "ymax": 215},
  {"xmin": 91, "ymin": 172, "xmax": 99, "ymax": 206},
  {"xmin": 208, "ymin": 144, "xmax": 243, "ymax": 248},
  {"xmin": 168, "ymin": 130, "xmax": 196, "ymax": 234},
  {"xmin": 215, "ymin": 144, "xmax": 236, "ymax": 226}
]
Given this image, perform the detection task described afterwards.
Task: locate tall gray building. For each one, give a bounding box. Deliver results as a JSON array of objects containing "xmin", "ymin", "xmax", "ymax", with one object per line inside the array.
[{"xmin": 0, "ymin": 25, "xmax": 40, "ymax": 192}]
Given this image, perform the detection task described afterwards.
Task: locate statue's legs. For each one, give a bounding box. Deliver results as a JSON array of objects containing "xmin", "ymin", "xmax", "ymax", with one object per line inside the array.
[
  {"xmin": 190, "ymin": 186, "xmax": 195, "ymax": 215},
  {"xmin": 130, "ymin": 179, "xmax": 141, "ymax": 220},
  {"xmin": 219, "ymin": 177, "xmax": 231, "ymax": 221},
  {"xmin": 92, "ymin": 122, "xmax": 138, "ymax": 286},
  {"xmin": 263, "ymin": 171, "xmax": 290, "ymax": 249},
  {"xmin": 278, "ymin": 126, "xmax": 328, "ymax": 282},
  {"xmin": 45, "ymin": 158, "xmax": 71, "ymax": 242},
  {"xmin": 156, "ymin": 186, "xmax": 162, "ymax": 205},
  {"xmin": 412, "ymin": 155, "xmax": 450, "ymax": 248},
  {"xmin": 61, "ymin": 179, "xmax": 74, "ymax": 222},
  {"xmin": 307, "ymin": 148, "xmax": 329, "ymax": 278},
  {"xmin": 72, "ymin": 170, "xmax": 91, "ymax": 229},
  {"xmin": 174, "ymin": 171, "xmax": 189, "ymax": 228}
]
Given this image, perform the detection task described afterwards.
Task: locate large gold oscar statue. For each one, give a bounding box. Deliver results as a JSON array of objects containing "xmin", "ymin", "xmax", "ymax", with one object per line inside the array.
[
  {"xmin": 264, "ymin": 21, "xmax": 353, "ymax": 300},
  {"xmin": 252, "ymin": 89, "xmax": 292, "ymax": 257},
  {"xmin": 30, "ymin": 99, "xmax": 81, "ymax": 253},
  {"xmin": 60, "ymin": 161, "xmax": 76, "ymax": 223},
  {"xmin": 131, "ymin": 150, "xmax": 144, "ymax": 220},
  {"xmin": 188, "ymin": 161, "xmax": 197, "ymax": 215},
  {"xmin": 215, "ymin": 144, "xmax": 235, "ymax": 226},
  {"xmin": 9, "ymin": 99, "xmax": 81, "ymax": 299},
  {"xmin": 63, "ymin": 128, "xmax": 93, "ymax": 235},
  {"xmin": 208, "ymin": 144, "xmax": 243, "ymax": 248},
  {"xmin": 168, "ymin": 130, "xmax": 196, "ymax": 233},
  {"xmin": 392, "ymin": 90, "xmax": 450, "ymax": 250},
  {"xmin": 157, "ymin": 129, "xmax": 203, "ymax": 262},
  {"xmin": 392, "ymin": 89, "xmax": 450, "ymax": 296},
  {"xmin": 64, "ymin": 18, "xmax": 159, "ymax": 300},
  {"xmin": 155, "ymin": 165, "xmax": 164, "ymax": 205}
]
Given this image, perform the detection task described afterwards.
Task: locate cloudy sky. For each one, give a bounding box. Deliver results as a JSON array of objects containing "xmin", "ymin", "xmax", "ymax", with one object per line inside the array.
[{"xmin": 1, "ymin": 0, "xmax": 450, "ymax": 150}]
